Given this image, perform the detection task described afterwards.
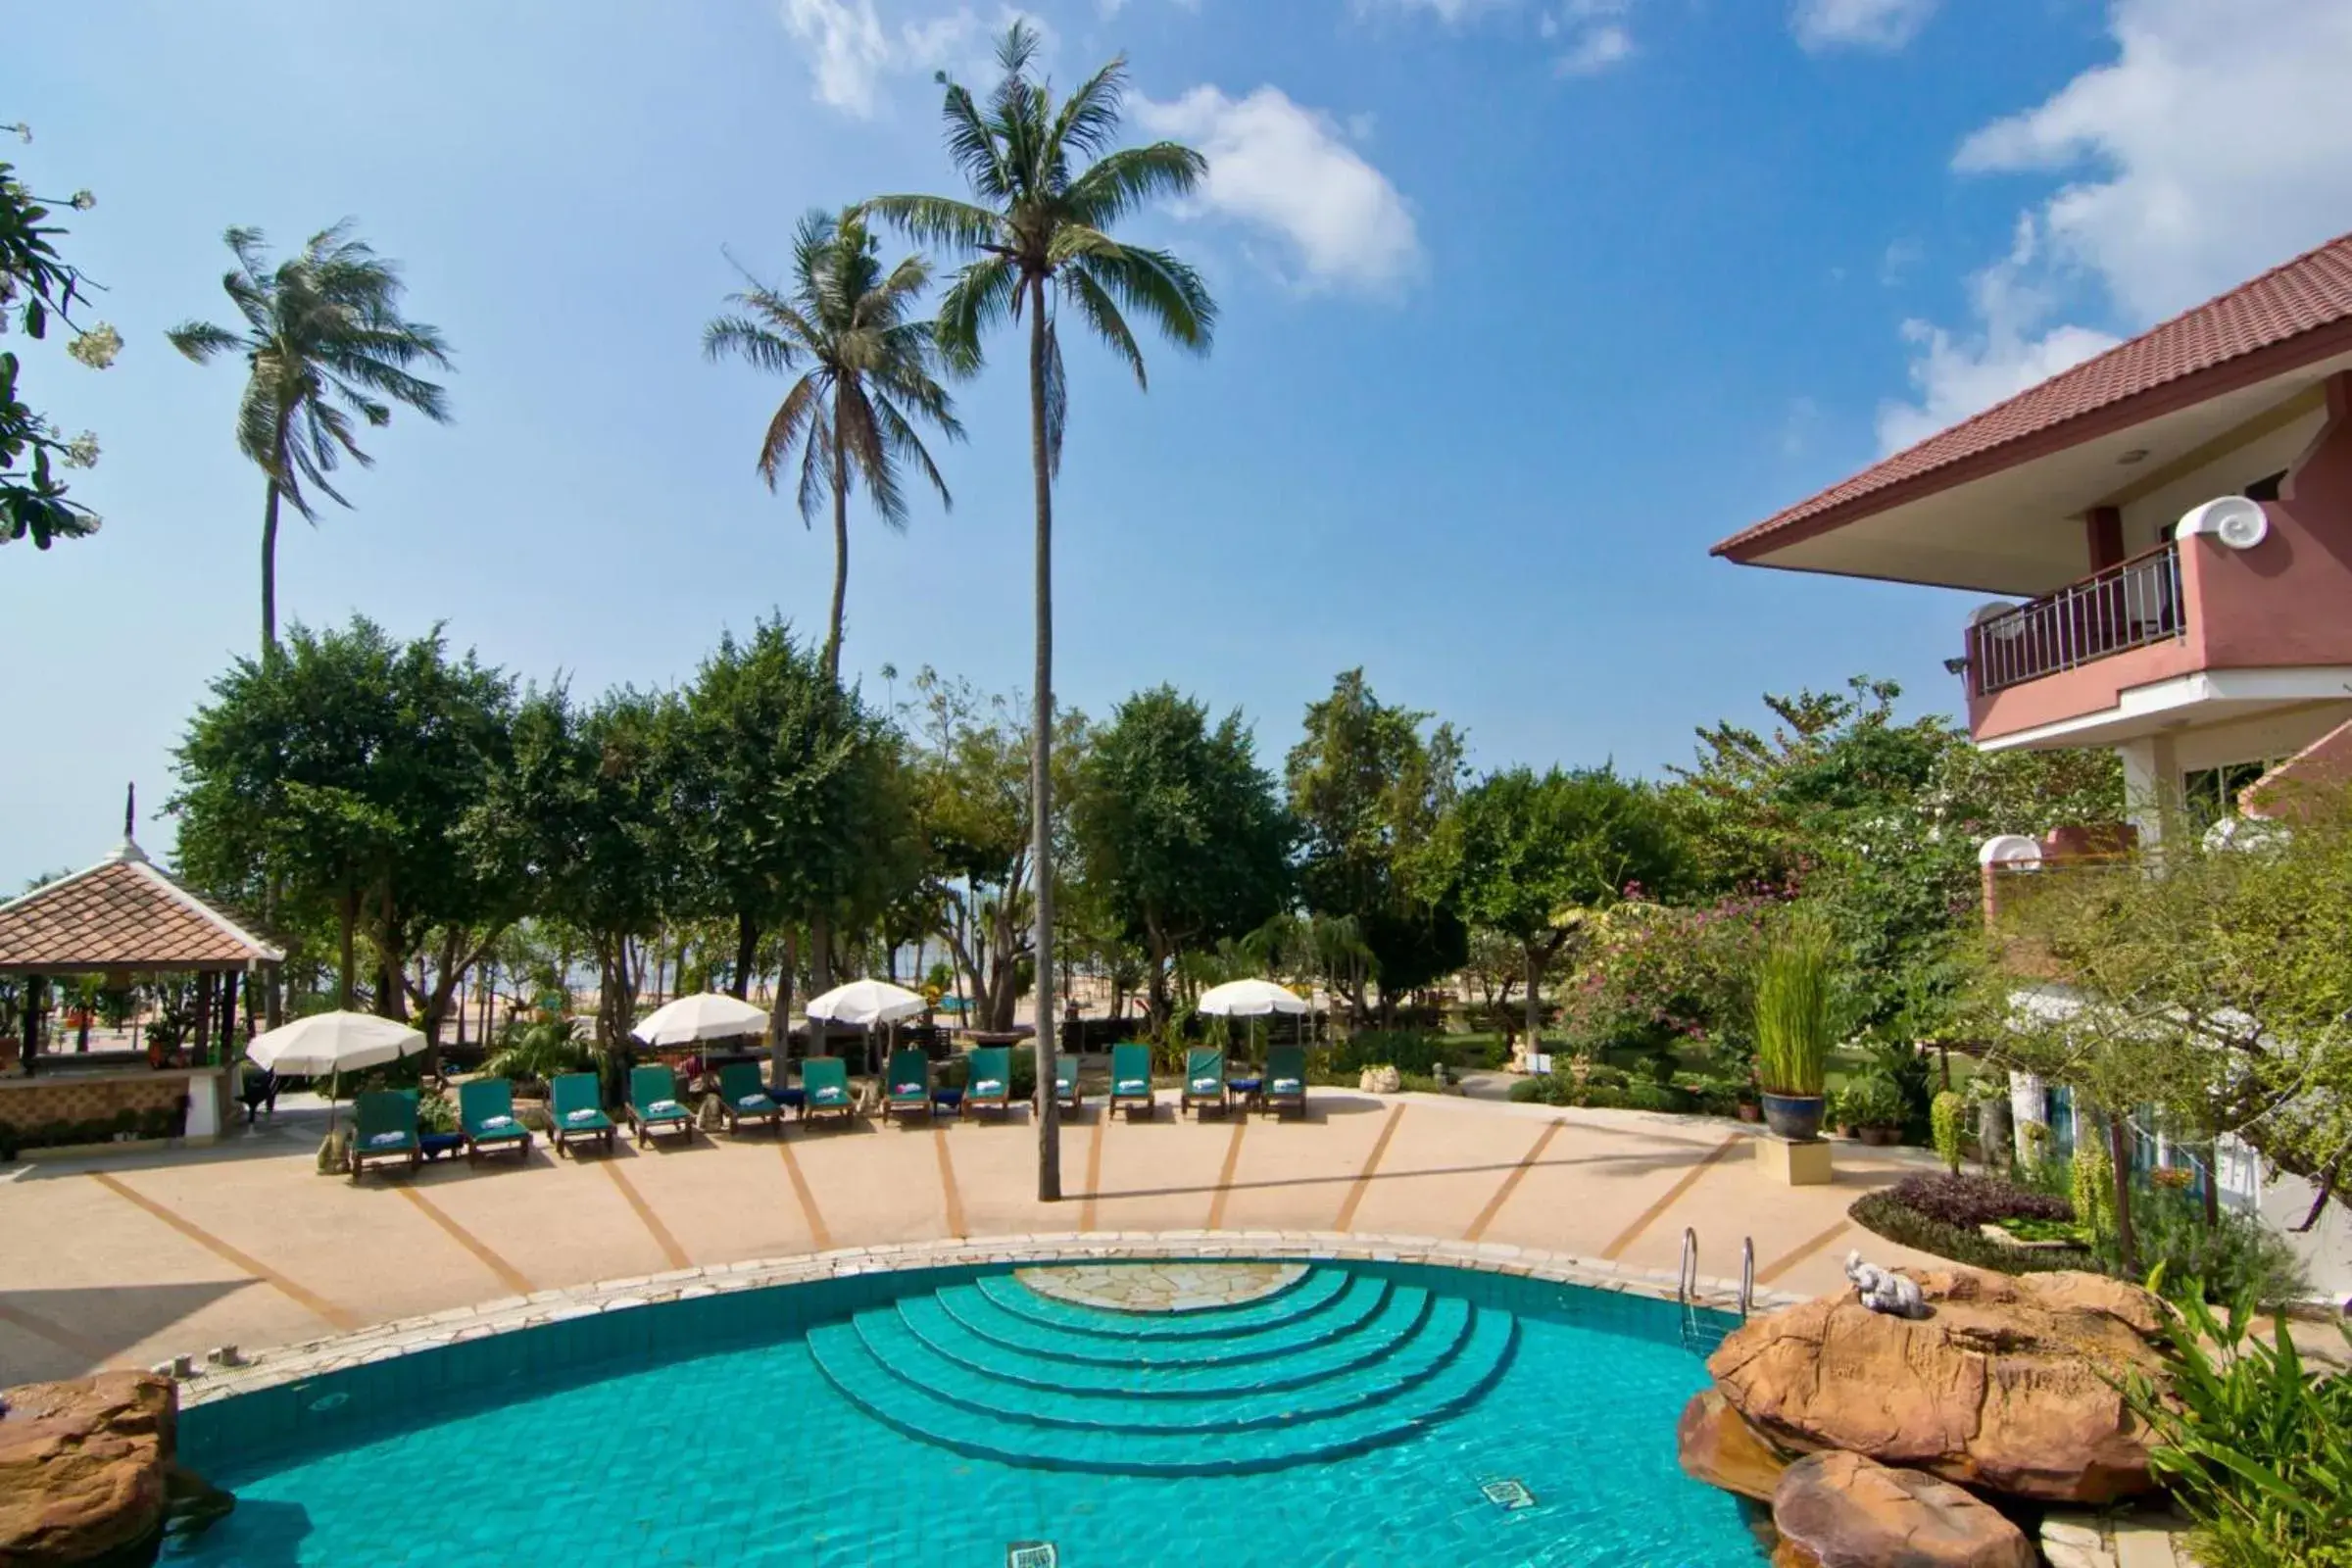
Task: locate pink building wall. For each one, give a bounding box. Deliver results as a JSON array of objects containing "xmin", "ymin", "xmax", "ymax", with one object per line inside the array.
[{"xmin": 1970, "ymin": 371, "xmax": 2352, "ymax": 744}]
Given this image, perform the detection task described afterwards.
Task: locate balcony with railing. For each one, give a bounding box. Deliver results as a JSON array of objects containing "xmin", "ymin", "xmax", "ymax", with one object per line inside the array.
[{"xmin": 1966, "ymin": 542, "xmax": 2183, "ymax": 698}]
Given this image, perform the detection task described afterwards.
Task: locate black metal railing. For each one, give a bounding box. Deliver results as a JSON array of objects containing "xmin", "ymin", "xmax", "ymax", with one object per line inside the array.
[{"xmin": 1968, "ymin": 542, "xmax": 2184, "ymax": 696}]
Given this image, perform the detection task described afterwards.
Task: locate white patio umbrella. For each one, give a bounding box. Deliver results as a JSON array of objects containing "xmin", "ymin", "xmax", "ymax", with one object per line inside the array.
[
  {"xmin": 804, "ymin": 979, "xmax": 927, "ymax": 1027},
  {"xmin": 246, "ymin": 1009, "xmax": 426, "ymax": 1076},
  {"xmin": 631, "ymin": 991, "xmax": 770, "ymax": 1047},
  {"xmin": 1196, "ymin": 979, "xmax": 1310, "ymax": 1017},
  {"xmin": 1198, "ymin": 979, "xmax": 1314, "ymax": 1068},
  {"xmin": 244, "ymin": 1010, "xmax": 426, "ymax": 1130}
]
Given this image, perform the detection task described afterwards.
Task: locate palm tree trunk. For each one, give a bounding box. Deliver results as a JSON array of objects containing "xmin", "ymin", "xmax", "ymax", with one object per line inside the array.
[
  {"xmin": 1028, "ymin": 276, "xmax": 1061, "ymax": 1203},
  {"xmin": 260, "ymin": 476, "xmax": 282, "ymax": 656},
  {"xmin": 823, "ymin": 416, "xmax": 850, "ymax": 685},
  {"xmin": 1523, "ymin": 940, "xmax": 1543, "ymax": 1063}
]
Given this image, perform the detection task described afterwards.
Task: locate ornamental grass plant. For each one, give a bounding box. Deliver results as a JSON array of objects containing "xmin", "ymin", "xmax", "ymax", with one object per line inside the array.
[{"xmin": 1752, "ymin": 912, "xmax": 1837, "ymax": 1098}]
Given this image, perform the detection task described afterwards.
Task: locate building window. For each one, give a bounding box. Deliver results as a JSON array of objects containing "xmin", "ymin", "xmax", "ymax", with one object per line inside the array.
[{"xmin": 2181, "ymin": 760, "xmax": 2273, "ymax": 835}]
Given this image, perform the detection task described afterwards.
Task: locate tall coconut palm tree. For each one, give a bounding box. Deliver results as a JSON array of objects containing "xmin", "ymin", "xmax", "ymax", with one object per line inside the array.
[
  {"xmin": 168, "ymin": 222, "xmax": 452, "ymax": 656},
  {"xmin": 868, "ymin": 22, "xmax": 1216, "ymax": 1200},
  {"xmin": 704, "ymin": 207, "xmax": 962, "ymax": 687}
]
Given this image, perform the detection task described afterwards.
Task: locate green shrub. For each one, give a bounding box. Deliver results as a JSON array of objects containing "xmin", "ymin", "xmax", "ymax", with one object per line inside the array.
[
  {"xmin": 480, "ymin": 1017, "xmax": 594, "ymax": 1088},
  {"xmin": 2126, "ymin": 1188, "xmax": 2309, "ymax": 1310},
  {"xmin": 1329, "ymin": 1031, "xmax": 1450, "ymax": 1077},
  {"xmin": 2125, "ymin": 1292, "xmax": 2352, "ymax": 1568},
  {"xmin": 2072, "ymin": 1135, "xmax": 2117, "ymax": 1244},
  {"xmin": 1753, "ymin": 913, "xmax": 1836, "ymax": 1097},
  {"xmin": 1848, "ymin": 1189, "xmax": 2097, "ymax": 1275},
  {"xmin": 1931, "ymin": 1090, "xmax": 1968, "ymax": 1174},
  {"xmin": 1506, "ymin": 1073, "xmax": 1690, "ymax": 1113},
  {"xmin": 417, "ymin": 1090, "xmax": 458, "ymax": 1135}
]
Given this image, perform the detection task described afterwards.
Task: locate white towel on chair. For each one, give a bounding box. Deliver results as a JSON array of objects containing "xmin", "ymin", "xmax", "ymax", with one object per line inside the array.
[
  {"xmin": 975, "ymin": 1079, "xmax": 1004, "ymax": 1096},
  {"xmin": 481, "ymin": 1114, "xmax": 515, "ymax": 1130},
  {"xmin": 367, "ymin": 1131, "xmax": 407, "ymax": 1148},
  {"xmin": 565, "ymin": 1107, "xmax": 600, "ymax": 1124},
  {"xmin": 649, "ymin": 1099, "xmax": 681, "ymax": 1116}
]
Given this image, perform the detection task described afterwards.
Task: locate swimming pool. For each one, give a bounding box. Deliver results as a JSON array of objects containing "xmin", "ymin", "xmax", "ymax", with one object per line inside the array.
[{"xmin": 172, "ymin": 1258, "xmax": 1762, "ymax": 1565}]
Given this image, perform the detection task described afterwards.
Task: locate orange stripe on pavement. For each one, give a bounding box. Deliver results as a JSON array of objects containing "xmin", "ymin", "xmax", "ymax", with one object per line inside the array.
[
  {"xmin": 1463, "ymin": 1120, "xmax": 1563, "ymax": 1243},
  {"xmin": 933, "ymin": 1127, "xmax": 967, "ymax": 1239},
  {"xmin": 1333, "ymin": 1105, "xmax": 1406, "ymax": 1233},
  {"xmin": 394, "ymin": 1186, "xmax": 535, "ymax": 1298},
  {"xmin": 88, "ymin": 1172, "xmax": 359, "ymax": 1331},
  {"xmin": 1756, "ymin": 1220, "xmax": 1853, "ymax": 1287},
  {"xmin": 777, "ymin": 1136, "xmax": 833, "ymax": 1251},
  {"xmin": 1204, "ymin": 1117, "xmax": 1250, "ymax": 1231},
  {"xmin": 1599, "ymin": 1135, "xmax": 1743, "ymax": 1261},
  {"xmin": 1079, "ymin": 1107, "xmax": 1108, "ymax": 1232},
  {"xmin": 598, "ymin": 1160, "xmax": 692, "ymax": 1271}
]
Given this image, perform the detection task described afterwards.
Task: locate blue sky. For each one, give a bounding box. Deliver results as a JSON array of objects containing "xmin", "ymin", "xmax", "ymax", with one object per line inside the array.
[{"xmin": 8, "ymin": 0, "xmax": 2351, "ymax": 887}]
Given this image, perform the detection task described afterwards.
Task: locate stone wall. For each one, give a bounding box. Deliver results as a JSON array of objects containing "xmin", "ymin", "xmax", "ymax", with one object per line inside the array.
[{"xmin": 0, "ymin": 1073, "xmax": 190, "ymax": 1135}]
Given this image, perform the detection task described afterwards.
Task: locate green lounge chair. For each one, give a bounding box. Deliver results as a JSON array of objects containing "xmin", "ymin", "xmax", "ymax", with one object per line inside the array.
[
  {"xmin": 1054, "ymin": 1054, "xmax": 1083, "ymax": 1115},
  {"xmin": 801, "ymin": 1056, "xmax": 857, "ymax": 1126},
  {"xmin": 459, "ymin": 1077, "xmax": 532, "ymax": 1162},
  {"xmin": 714, "ymin": 1061, "xmax": 783, "ymax": 1136},
  {"xmin": 1109, "ymin": 1043, "xmax": 1155, "ymax": 1120},
  {"xmin": 629, "ymin": 1063, "xmax": 695, "ymax": 1147},
  {"xmin": 349, "ymin": 1089, "xmax": 420, "ymax": 1181},
  {"xmin": 549, "ymin": 1071, "xmax": 617, "ymax": 1156},
  {"xmin": 1261, "ymin": 1045, "xmax": 1308, "ymax": 1118},
  {"xmin": 1182, "ymin": 1048, "xmax": 1228, "ymax": 1117},
  {"xmin": 961, "ymin": 1046, "xmax": 1013, "ymax": 1120},
  {"xmin": 882, "ymin": 1049, "xmax": 933, "ymax": 1124}
]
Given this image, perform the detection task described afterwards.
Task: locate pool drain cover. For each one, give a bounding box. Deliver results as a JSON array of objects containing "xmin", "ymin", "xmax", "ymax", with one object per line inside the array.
[
  {"xmin": 1007, "ymin": 1543, "xmax": 1058, "ymax": 1567},
  {"xmin": 1481, "ymin": 1478, "xmax": 1536, "ymax": 1511}
]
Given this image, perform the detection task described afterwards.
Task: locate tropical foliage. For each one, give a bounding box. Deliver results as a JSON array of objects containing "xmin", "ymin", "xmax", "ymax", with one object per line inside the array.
[{"xmin": 1, "ymin": 125, "xmax": 115, "ymax": 551}]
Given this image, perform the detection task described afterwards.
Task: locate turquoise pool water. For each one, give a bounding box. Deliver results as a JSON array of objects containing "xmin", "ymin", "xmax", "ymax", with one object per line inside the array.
[{"xmin": 172, "ymin": 1260, "xmax": 1762, "ymax": 1565}]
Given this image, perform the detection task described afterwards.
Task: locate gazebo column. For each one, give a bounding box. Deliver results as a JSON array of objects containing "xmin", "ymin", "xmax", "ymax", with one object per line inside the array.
[{"xmin": 191, "ymin": 972, "xmax": 214, "ymax": 1068}]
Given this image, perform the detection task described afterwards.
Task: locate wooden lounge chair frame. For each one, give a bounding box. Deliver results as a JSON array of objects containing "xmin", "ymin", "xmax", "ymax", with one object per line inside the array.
[{"xmin": 629, "ymin": 1063, "xmax": 697, "ymax": 1148}]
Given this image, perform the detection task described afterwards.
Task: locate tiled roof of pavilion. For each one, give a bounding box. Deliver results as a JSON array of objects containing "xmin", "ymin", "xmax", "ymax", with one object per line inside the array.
[{"xmin": 0, "ymin": 838, "xmax": 283, "ymax": 972}]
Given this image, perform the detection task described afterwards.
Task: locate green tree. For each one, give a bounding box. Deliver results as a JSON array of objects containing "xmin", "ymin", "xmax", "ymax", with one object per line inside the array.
[
  {"xmin": 172, "ymin": 617, "xmax": 514, "ymax": 1019},
  {"xmin": 168, "ymin": 223, "xmax": 452, "ymax": 654},
  {"xmin": 704, "ymin": 209, "xmax": 962, "ymax": 684},
  {"xmin": 870, "ymin": 21, "xmax": 1215, "ymax": 1200},
  {"xmin": 1286, "ymin": 669, "xmax": 1468, "ymax": 1020},
  {"xmin": 1073, "ymin": 686, "xmax": 1293, "ymax": 1030},
  {"xmin": 1446, "ymin": 766, "xmax": 1682, "ymax": 1058},
  {"xmin": 1, "ymin": 125, "xmax": 117, "ymax": 551},
  {"xmin": 1670, "ymin": 676, "xmax": 2120, "ymax": 1043}
]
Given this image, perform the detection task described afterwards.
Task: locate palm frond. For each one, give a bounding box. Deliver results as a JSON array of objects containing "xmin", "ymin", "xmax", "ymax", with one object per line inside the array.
[
  {"xmin": 1046, "ymin": 56, "xmax": 1133, "ymax": 170},
  {"xmin": 935, "ymin": 84, "xmax": 1011, "ymax": 203},
  {"xmin": 759, "ymin": 374, "xmax": 824, "ymax": 497},
  {"xmin": 863, "ymin": 193, "xmax": 1004, "ymax": 257},
  {"xmin": 1064, "ymin": 142, "xmax": 1208, "ymax": 231},
  {"xmin": 167, "ymin": 320, "xmax": 242, "ymax": 364},
  {"xmin": 1072, "ymin": 244, "xmax": 1215, "ymax": 355},
  {"xmin": 836, "ymin": 384, "xmax": 907, "ymax": 531},
  {"xmin": 1039, "ymin": 297, "xmax": 1067, "ymax": 477},
  {"xmin": 796, "ymin": 403, "xmax": 832, "ymax": 523},
  {"xmin": 872, "ymin": 391, "xmax": 953, "ymax": 511},
  {"xmin": 1060, "ymin": 264, "xmax": 1146, "ymax": 390},
  {"xmin": 703, "ymin": 314, "xmax": 805, "ymax": 374},
  {"xmin": 935, "ymin": 255, "xmax": 1020, "ymax": 375}
]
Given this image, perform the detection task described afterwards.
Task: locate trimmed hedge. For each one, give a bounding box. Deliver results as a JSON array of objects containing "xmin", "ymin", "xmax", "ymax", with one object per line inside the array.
[
  {"xmin": 0, "ymin": 1102, "xmax": 189, "ymax": 1160},
  {"xmin": 1849, "ymin": 1184, "xmax": 2097, "ymax": 1276}
]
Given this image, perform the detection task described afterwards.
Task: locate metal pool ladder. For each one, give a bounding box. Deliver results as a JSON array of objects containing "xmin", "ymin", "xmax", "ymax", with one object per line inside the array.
[{"xmin": 1676, "ymin": 1230, "xmax": 1755, "ymax": 1353}]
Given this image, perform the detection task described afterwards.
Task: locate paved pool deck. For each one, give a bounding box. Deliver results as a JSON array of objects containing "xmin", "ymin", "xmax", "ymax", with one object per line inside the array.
[{"xmin": 0, "ymin": 1089, "xmax": 1946, "ymax": 1386}]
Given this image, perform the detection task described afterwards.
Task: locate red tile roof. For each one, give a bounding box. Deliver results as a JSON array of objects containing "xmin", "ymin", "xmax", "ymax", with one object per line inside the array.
[
  {"xmin": 1716, "ymin": 229, "xmax": 2352, "ymax": 558},
  {"xmin": 0, "ymin": 842, "xmax": 282, "ymax": 972}
]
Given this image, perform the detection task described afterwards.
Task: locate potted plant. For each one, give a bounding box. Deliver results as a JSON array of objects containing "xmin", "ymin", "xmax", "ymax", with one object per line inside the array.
[
  {"xmin": 1838, "ymin": 1074, "xmax": 1907, "ymax": 1146},
  {"xmin": 1753, "ymin": 914, "xmax": 1836, "ymax": 1142}
]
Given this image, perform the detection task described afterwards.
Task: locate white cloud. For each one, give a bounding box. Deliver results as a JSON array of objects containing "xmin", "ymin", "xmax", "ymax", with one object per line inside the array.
[
  {"xmin": 1878, "ymin": 0, "xmax": 2352, "ymax": 454},
  {"xmin": 1354, "ymin": 0, "xmax": 1512, "ymax": 20},
  {"xmin": 1953, "ymin": 0, "xmax": 2352, "ymax": 322},
  {"xmin": 1554, "ymin": 22, "xmax": 1633, "ymax": 75},
  {"xmin": 1876, "ymin": 219, "xmax": 2121, "ymax": 454},
  {"xmin": 778, "ymin": 0, "xmax": 1052, "ymax": 118},
  {"xmin": 1791, "ymin": 0, "xmax": 1937, "ymax": 52},
  {"xmin": 1134, "ymin": 86, "xmax": 1423, "ymax": 295}
]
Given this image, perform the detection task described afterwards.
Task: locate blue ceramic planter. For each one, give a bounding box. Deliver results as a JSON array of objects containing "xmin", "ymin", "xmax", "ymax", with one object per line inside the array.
[{"xmin": 1760, "ymin": 1092, "xmax": 1826, "ymax": 1143}]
